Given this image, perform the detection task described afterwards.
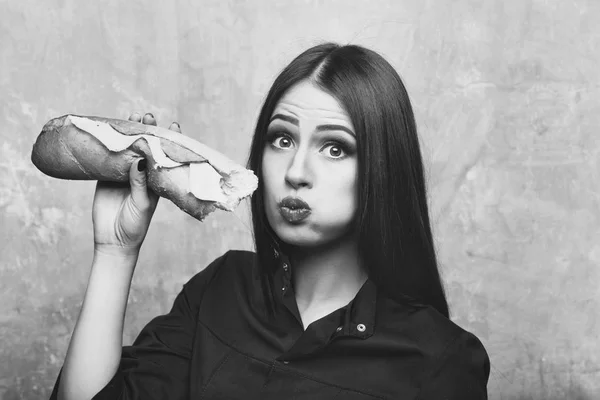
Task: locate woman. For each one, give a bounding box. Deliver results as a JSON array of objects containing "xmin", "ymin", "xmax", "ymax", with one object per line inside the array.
[{"xmin": 51, "ymin": 43, "xmax": 490, "ymax": 400}]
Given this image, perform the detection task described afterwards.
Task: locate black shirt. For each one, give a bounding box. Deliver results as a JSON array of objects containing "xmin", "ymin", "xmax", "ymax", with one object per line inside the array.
[{"xmin": 49, "ymin": 250, "xmax": 490, "ymax": 399}]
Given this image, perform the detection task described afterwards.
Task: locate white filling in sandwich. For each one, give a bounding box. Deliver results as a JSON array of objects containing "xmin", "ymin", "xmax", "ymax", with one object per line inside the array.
[{"xmin": 68, "ymin": 115, "xmax": 228, "ymax": 203}]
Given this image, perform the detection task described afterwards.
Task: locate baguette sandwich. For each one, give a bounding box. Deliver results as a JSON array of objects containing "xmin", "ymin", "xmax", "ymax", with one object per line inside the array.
[{"xmin": 31, "ymin": 115, "xmax": 258, "ymax": 221}]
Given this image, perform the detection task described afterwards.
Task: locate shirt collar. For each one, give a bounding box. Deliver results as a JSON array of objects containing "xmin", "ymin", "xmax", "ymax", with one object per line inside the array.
[{"xmin": 273, "ymin": 249, "xmax": 376, "ymax": 340}]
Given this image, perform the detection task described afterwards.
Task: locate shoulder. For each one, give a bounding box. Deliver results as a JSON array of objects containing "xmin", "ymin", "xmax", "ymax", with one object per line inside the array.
[
  {"xmin": 375, "ymin": 296, "xmax": 490, "ymax": 397},
  {"xmin": 377, "ymin": 294, "xmax": 486, "ymax": 356},
  {"xmin": 408, "ymin": 305, "xmax": 489, "ymax": 374},
  {"xmin": 414, "ymin": 310, "xmax": 490, "ymax": 398}
]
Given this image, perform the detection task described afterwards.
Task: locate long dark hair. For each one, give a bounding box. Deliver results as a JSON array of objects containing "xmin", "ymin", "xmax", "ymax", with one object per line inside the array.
[{"xmin": 247, "ymin": 42, "xmax": 449, "ymax": 318}]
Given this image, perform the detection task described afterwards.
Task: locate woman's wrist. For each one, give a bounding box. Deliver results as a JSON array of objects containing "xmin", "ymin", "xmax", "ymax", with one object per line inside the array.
[{"xmin": 93, "ymin": 244, "xmax": 141, "ymax": 262}]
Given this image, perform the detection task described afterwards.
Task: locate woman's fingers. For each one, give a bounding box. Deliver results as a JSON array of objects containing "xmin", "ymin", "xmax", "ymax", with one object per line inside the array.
[
  {"xmin": 123, "ymin": 112, "xmax": 163, "ymax": 212},
  {"xmin": 128, "ymin": 112, "xmax": 142, "ymax": 122},
  {"xmin": 142, "ymin": 113, "xmax": 157, "ymax": 126},
  {"xmin": 128, "ymin": 158, "xmax": 152, "ymax": 212},
  {"xmin": 126, "ymin": 112, "xmax": 156, "ymax": 125},
  {"xmin": 169, "ymin": 122, "xmax": 181, "ymax": 133},
  {"xmin": 127, "ymin": 112, "xmax": 177, "ymax": 132}
]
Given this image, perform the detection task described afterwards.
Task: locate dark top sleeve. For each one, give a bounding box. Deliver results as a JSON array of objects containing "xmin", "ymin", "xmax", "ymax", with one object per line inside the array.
[
  {"xmin": 48, "ymin": 252, "xmax": 227, "ymax": 400},
  {"xmin": 417, "ymin": 330, "xmax": 491, "ymax": 400}
]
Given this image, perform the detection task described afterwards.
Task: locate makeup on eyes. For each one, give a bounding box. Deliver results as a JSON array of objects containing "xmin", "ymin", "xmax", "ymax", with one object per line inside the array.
[
  {"xmin": 321, "ymin": 134, "xmax": 355, "ymax": 153},
  {"xmin": 265, "ymin": 128, "xmax": 355, "ymax": 156},
  {"xmin": 264, "ymin": 129, "xmax": 289, "ymax": 147}
]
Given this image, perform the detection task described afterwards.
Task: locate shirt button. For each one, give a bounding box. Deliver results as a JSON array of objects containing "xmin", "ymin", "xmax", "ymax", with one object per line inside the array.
[
  {"xmin": 356, "ymin": 323, "xmax": 366, "ymax": 332},
  {"xmin": 283, "ymin": 263, "xmax": 289, "ymax": 272},
  {"xmin": 336, "ymin": 326, "xmax": 343, "ymax": 332}
]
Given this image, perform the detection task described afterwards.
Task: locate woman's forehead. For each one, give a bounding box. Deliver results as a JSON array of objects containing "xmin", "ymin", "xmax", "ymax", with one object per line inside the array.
[{"xmin": 271, "ymin": 81, "xmax": 353, "ymax": 128}]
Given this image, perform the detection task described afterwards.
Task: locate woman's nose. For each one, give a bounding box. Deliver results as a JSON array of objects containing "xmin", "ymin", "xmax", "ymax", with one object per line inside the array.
[{"xmin": 284, "ymin": 150, "xmax": 311, "ymax": 190}]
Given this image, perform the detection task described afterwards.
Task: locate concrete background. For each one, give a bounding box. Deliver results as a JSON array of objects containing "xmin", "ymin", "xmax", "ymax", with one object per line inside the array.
[{"xmin": 1, "ymin": 0, "xmax": 598, "ymax": 398}]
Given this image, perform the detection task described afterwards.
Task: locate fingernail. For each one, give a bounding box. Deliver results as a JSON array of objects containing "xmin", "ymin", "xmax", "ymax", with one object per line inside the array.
[
  {"xmin": 146, "ymin": 113, "xmax": 154, "ymax": 118},
  {"xmin": 137, "ymin": 158, "xmax": 147, "ymax": 171},
  {"xmin": 173, "ymin": 122, "xmax": 180, "ymax": 128}
]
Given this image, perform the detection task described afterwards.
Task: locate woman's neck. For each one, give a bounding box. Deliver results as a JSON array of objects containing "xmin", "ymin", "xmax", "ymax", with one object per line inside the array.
[{"xmin": 289, "ymin": 237, "xmax": 367, "ymax": 315}]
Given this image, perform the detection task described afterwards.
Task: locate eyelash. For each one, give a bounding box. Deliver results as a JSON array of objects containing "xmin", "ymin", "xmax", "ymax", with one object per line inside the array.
[{"xmin": 265, "ymin": 131, "xmax": 352, "ymax": 159}]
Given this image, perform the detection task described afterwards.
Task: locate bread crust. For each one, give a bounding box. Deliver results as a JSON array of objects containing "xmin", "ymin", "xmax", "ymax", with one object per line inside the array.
[{"xmin": 31, "ymin": 115, "xmax": 257, "ymax": 221}]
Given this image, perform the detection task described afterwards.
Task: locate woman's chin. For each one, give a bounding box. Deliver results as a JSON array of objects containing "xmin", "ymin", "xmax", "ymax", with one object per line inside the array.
[
  {"xmin": 274, "ymin": 226, "xmax": 348, "ymax": 251},
  {"xmin": 275, "ymin": 231, "xmax": 320, "ymax": 248},
  {"xmin": 267, "ymin": 212, "xmax": 354, "ymax": 249}
]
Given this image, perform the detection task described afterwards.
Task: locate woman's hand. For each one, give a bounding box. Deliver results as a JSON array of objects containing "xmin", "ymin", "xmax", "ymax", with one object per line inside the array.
[{"xmin": 92, "ymin": 112, "xmax": 182, "ymax": 258}]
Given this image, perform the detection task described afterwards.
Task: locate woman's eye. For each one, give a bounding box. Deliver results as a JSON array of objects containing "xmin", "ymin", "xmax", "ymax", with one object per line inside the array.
[
  {"xmin": 268, "ymin": 133, "xmax": 293, "ymax": 149},
  {"xmin": 274, "ymin": 136, "xmax": 292, "ymax": 148},
  {"xmin": 323, "ymin": 143, "xmax": 346, "ymax": 159}
]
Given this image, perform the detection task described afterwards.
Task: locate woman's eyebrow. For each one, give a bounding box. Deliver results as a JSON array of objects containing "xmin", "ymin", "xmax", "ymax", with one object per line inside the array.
[
  {"xmin": 270, "ymin": 114, "xmax": 355, "ymax": 137},
  {"xmin": 316, "ymin": 124, "xmax": 355, "ymax": 138},
  {"xmin": 270, "ymin": 114, "xmax": 298, "ymax": 125}
]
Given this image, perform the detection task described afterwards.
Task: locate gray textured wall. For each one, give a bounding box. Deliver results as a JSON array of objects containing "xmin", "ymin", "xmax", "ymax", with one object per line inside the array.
[{"xmin": 1, "ymin": 0, "xmax": 598, "ymax": 399}]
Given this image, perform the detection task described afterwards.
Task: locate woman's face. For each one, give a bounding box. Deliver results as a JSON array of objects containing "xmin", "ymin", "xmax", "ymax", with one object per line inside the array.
[{"xmin": 262, "ymin": 80, "xmax": 358, "ymax": 248}]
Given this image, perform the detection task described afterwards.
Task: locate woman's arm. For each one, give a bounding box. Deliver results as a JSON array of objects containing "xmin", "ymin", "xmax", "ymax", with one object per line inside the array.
[
  {"xmin": 53, "ymin": 113, "xmax": 166, "ymax": 400},
  {"xmin": 57, "ymin": 251, "xmax": 138, "ymax": 400},
  {"xmin": 49, "ymin": 250, "xmax": 227, "ymax": 400}
]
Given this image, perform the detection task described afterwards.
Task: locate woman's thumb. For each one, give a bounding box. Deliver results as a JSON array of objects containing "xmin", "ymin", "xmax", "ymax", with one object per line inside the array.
[{"xmin": 129, "ymin": 158, "xmax": 151, "ymax": 211}]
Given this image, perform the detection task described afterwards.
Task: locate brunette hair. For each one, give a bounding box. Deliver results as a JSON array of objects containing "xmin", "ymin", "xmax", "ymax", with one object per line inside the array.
[{"xmin": 247, "ymin": 42, "xmax": 449, "ymax": 318}]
